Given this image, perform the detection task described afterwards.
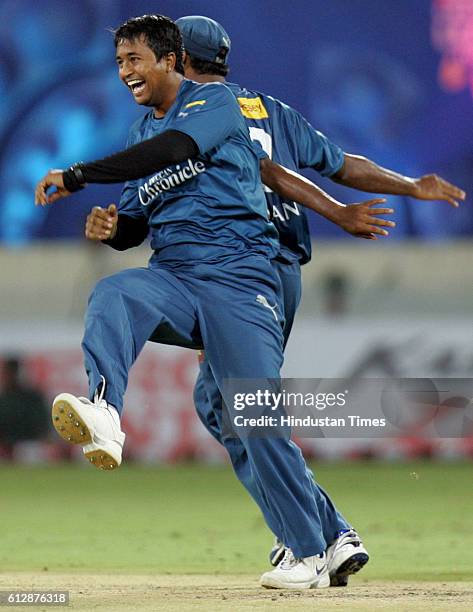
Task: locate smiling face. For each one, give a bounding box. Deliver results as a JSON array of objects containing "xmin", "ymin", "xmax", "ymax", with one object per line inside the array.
[{"xmin": 116, "ymin": 36, "xmax": 173, "ymax": 109}]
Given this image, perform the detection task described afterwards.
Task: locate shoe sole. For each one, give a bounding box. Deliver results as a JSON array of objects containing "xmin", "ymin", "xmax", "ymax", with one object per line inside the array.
[
  {"xmin": 261, "ymin": 572, "xmax": 330, "ymax": 590},
  {"xmin": 330, "ymin": 552, "xmax": 369, "ymax": 587},
  {"xmin": 261, "ymin": 577, "xmax": 330, "ymax": 590},
  {"xmin": 52, "ymin": 397, "xmax": 93, "ymax": 445},
  {"xmin": 52, "ymin": 397, "xmax": 119, "ymax": 471},
  {"xmin": 84, "ymin": 449, "xmax": 119, "ymax": 471}
]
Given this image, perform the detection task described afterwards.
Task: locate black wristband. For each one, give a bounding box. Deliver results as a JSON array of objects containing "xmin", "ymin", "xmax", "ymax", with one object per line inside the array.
[{"xmin": 63, "ymin": 162, "xmax": 87, "ymax": 192}]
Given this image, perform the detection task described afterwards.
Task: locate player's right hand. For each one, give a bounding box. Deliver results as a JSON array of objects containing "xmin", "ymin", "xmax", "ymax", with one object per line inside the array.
[
  {"xmin": 35, "ymin": 169, "xmax": 71, "ymax": 206},
  {"xmin": 85, "ymin": 204, "xmax": 118, "ymax": 241},
  {"xmin": 337, "ymin": 198, "xmax": 395, "ymax": 240}
]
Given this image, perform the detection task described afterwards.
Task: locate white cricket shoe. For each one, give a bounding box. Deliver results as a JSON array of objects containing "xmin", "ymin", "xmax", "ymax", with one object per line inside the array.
[
  {"xmin": 260, "ymin": 548, "xmax": 330, "ymax": 590},
  {"xmin": 51, "ymin": 381, "xmax": 125, "ymax": 471},
  {"xmin": 326, "ymin": 529, "xmax": 369, "ymax": 586}
]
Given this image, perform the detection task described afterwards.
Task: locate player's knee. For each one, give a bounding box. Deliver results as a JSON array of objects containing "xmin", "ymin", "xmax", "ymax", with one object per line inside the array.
[
  {"xmin": 90, "ymin": 276, "xmax": 113, "ymax": 296},
  {"xmin": 88, "ymin": 274, "xmax": 128, "ymax": 307},
  {"xmin": 92, "ymin": 270, "xmax": 137, "ymax": 296}
]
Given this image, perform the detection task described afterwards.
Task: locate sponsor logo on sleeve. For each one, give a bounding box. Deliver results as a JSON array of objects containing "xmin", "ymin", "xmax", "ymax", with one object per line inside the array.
[
  {"xmin": 237, "ymin": 96, "xmax": 269, "ymax": 119},
  {"xmin": 184, "ymin": 100, "xmax": 207, "ymax": 109}
]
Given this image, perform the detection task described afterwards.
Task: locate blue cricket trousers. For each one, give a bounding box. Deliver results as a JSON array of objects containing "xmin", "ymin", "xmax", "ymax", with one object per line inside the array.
[
  {"xmin": 82, "ymin": 250, "xmax": 325, "ymax": 558},
  {"xmin": 193, "ymin": 258, "xmax": 350, "ymax": 548}
]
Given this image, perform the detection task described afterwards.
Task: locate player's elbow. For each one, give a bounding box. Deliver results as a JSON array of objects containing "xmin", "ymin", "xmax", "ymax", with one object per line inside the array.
[{"xmin": 332, "ymin": 153, "xmax": 369, "ymax": 183}]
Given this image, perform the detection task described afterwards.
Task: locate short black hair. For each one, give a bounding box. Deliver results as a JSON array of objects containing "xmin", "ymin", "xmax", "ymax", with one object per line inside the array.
[
  {"xmin": 188, "ymin": 54, "xmax": 229, "ymax": 78},
  {"xmin": 114, "ymin": 14, "xmax": 185, "ymax": 75}
]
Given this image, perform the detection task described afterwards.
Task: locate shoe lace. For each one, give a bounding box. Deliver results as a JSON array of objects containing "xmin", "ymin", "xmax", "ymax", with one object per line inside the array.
[
  {"xmin": 279, "ymin": 548, "xmax": 299, "ymax": 569},
  {"xmin": 94, "ymin": 375, "xmax": 107, "ymax": 406},
  {"xmin": 335, "ymin": 528, "xmax": 362, "ymax": 549}
]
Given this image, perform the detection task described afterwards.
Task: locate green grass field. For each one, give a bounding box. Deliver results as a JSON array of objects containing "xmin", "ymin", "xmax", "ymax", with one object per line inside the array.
[{"xmin": 1, "ymin": 461, "xmax": 472, "ymax": 580}]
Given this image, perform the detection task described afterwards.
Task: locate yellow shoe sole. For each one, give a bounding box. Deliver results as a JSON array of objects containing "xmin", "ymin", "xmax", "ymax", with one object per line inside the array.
[
  {"xmin": 52, "ymin": 396, "xmax": 119, "ymax": 471},
  {"xmin": 84, "ymin": 449, "xmax": 119, "ymax": 471},
  {"xmin": 52, "ymin": 397, "xmax": 92, "ymax": 445}
]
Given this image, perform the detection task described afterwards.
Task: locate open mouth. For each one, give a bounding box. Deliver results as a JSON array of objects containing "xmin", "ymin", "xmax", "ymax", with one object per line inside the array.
[{"xmin": 127, "ymin": 79, "xmax": 146, "ymax": 95}]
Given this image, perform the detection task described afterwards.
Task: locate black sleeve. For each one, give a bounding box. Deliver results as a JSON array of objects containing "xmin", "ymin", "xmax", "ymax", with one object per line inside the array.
[
  {"xmin": 63, "ymin": 130, "xmax": 199, "ymax": 190},
  {"xmin": 102, "ymin": 214, "xmax": 149, "ymax": 251}
]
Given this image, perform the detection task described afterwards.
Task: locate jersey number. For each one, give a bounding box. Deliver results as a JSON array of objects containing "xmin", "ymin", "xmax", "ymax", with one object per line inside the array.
[{"xmin": 249, "ymin": 127, "xmax": 273, "ymax": 193}]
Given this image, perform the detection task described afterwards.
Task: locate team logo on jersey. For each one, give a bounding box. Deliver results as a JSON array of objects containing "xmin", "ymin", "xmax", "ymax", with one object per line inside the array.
[
  {"xmin": 237, "ymin": 96, "xmax": 269, "ymax": 119},
  {"xmin": 138, "ymin": 159, "xmax": 207, "ymax": 206},
  {"xmin": 184, "ymin": 100, "xmax": 207, "ymax": 109}
]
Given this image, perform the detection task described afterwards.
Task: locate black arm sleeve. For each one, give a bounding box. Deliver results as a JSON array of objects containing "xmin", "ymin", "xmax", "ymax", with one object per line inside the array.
[
  {"xmin": 81, "ymin": 130, "xmax": 199, "ymax": 184},
  {"xmin": 102, "ymin": 214, "xmax": 150, "ymax": 251}
]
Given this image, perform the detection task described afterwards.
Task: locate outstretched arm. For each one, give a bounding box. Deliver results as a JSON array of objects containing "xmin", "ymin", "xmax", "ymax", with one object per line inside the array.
[
  {"xmin": 35, "ymin": 84, "xmax": 245, "ymax": 206},
  {"xmin": 34, "ymin": 130, "xmax": 199, "ymax": 205},
  {"xmin": 260, "ymin": 159, "xmax": 394, "ymax": 240},
  {"xmin": 333, "ymin": 154, "xmax": 466, "ymax": 207}
]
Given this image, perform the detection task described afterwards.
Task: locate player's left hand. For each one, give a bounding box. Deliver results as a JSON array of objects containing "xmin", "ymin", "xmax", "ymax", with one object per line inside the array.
[
  {"xmin": 35, "ymin": 169, "xmax": 71, "ymax": 206},
  {"xmin": 336, "ymin": 198, "xmax": 395, "ymax": 240},
  {"xmin": 85, "ymin": 204, "xmax": 118, "ymax": 241},
  {"xmin": 412, "ymin": 175, "xmax": 466, "ymax": 207}
]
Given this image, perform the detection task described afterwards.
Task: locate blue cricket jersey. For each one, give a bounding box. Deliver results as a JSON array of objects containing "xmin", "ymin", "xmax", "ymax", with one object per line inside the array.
[
  {"xmin": 225, "ymin": 83, "xmax": 345, "ymax": 265},
  {"xmin": 118, "ymin": 79, "xmax": 278, "ymax": 261}
]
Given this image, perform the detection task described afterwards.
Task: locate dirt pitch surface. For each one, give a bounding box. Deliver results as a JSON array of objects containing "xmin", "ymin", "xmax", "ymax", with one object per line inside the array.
[{"xmin": 1, "ymin": 573, "xmax": 473, "ymax": 612}]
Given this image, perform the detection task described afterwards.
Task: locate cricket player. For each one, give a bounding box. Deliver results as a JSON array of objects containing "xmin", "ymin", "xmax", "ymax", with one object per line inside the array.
[
  {"xmin": 171, "ymin": 15, "xmax": 465, "ymax": 588},
  {"xmin": 34, "ymin": 14, "xmax": 348, "ymax": 590},
  {"xmin": 38, "ymin": 13, "xmax": 464, "ymax": 588}
]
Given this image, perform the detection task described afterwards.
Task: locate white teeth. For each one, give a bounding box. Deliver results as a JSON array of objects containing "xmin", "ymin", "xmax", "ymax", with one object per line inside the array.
[{"xmin": 127, "ymin": 79, "xmax": 146, "ymax": 93}]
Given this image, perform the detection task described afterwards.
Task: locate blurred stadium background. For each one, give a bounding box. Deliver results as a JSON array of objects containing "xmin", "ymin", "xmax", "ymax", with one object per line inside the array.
[{"xmin": 1, "ymin": 0, "xmax": 472, "ymax": 465}]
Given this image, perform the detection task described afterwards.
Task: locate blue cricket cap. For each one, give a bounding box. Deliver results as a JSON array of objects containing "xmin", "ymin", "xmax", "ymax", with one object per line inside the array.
[{"xmin": 176, "ymin": 16, "xmax": 231, "ymax": 64}]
